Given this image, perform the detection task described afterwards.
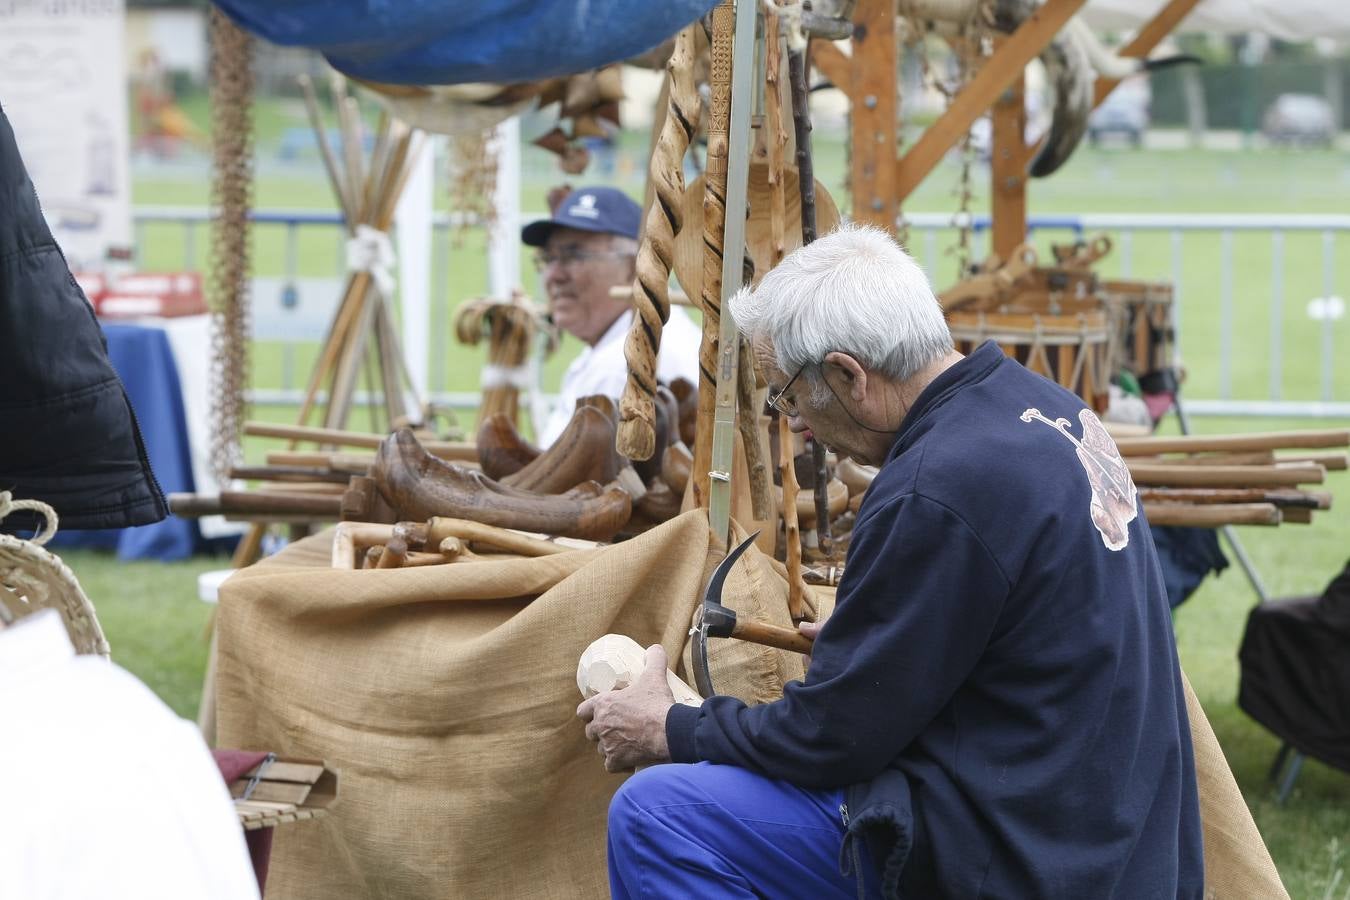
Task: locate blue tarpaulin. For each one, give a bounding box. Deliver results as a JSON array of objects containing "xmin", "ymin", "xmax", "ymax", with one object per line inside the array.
[{"xmin": 213, "ymin": 0, "xmax": 718, "ymax": 85}]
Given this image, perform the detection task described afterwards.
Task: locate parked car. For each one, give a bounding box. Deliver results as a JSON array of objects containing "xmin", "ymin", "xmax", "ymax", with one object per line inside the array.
[
  {"xmin": 1263, "ymin": 94, "xmax": 1336, "ymax": 148},
  {"xmin": 1088, "ymin": 79, "xmax": 1149, "ymax": 148}
]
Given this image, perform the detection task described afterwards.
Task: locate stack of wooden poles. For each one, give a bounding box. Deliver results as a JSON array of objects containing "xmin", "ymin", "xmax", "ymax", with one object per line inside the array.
[
  {"xmin": 1118, "ymin": 429, "xmax": 1348, "ymax": 527},
  {"xmin": 169, "ymin": 421, "xmax": 475, "ymax": 523},
  {"xmin": 292, "ymin": 74, "xmax": 425, "ymax": 436}
]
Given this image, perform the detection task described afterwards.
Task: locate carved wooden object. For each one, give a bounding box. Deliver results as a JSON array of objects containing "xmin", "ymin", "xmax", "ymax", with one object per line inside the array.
[
  {"xmin": 371, "ymin": 429, "xmax": 632, "ymax": 541},
  {"xmin": 502, "ymin": 405, "xmax": 621, "ymax": 494},
  {"xmin": 617, "ymin": 26, "xmax": 701, "ymax": 460},
  {"xmin": 476, "ymin": 413, "xmax": 541, "ymax": 480},
  {"xmin": 577, "ymin": 634, "xmax": 701, "ymax": 706}
]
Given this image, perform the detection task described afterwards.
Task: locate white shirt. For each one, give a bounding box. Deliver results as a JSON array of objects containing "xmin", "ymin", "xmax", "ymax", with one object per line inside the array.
[
  {"xmin": 539, "ymin": 307, "xmax": 704, "ymax": 446},
  {"xmin": 0, "ymin": 610, "xmax": 260, "ymax": 900}
]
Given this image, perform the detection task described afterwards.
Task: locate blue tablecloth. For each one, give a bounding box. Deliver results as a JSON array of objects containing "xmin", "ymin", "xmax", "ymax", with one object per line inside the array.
[{"xmin": 48, "ymin": 322, "xmax": 201, "ymax": 560}]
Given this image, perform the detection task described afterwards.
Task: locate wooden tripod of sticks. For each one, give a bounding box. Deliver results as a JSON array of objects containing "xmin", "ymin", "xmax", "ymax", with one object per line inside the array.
[{"xmin": 293, "ymin": 74, "xmax": 426, "ymax": 440}]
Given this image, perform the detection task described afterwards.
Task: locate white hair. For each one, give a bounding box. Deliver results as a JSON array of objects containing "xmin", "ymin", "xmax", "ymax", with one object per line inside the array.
[{"xmin": 729, "ymin": 223, "xmax": 952, "ymax": 404}]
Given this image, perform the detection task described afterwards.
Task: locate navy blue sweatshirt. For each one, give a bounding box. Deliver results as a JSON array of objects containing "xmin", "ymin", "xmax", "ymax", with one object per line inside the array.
[{"xmin": 667, "ymin": 341, "xmax": 1204, "ymax": 898}]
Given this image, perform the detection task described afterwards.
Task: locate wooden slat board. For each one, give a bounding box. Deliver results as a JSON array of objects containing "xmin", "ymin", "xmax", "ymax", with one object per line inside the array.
[{"xmin": 231, "ymin": 757, "xmax": 338, "ymax": 831}]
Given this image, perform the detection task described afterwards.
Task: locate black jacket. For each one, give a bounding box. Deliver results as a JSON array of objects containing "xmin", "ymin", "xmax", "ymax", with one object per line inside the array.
[
  {"xmin": 668, "ymin": 342, "xmax": 1203, "ymax": 898},
  {"xmin": 0, "ymin": 100, "xmax": 166, "ymax": 532}
]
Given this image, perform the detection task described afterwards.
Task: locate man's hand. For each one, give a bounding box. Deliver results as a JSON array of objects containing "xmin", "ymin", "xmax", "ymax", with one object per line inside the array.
[{"xmin": 576, "ymin": 644, "xmax": 677, "ymax": 772}]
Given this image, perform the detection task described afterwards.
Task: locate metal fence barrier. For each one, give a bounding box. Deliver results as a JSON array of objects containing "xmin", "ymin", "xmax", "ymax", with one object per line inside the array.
[{"xmin": 132, "ymin": 207, "xmax": 1348, "ymax": 419}]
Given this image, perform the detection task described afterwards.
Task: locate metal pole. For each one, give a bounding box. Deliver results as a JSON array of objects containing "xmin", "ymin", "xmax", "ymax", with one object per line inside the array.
[
  {"xmin": 1269, "ymin": 230, "xmax": 1284, "ymax": 401},
  {"xmin": 1321, "ymin": 230, "xmax": 1335, "ymax": 402},
  {"xmin": 708, "ymin": 0, "xmax": 759, "ymax": 544},
  {"xmin": 1169, "ymin": 229, "xmax": 1183, "ymax": 368},
  {"xmin": 1218, "ymin": 230, "xmax": 1233, "ymax": 400}
]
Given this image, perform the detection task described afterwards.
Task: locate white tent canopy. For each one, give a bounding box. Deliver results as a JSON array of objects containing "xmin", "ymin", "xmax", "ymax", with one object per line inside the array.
[{"xmin": 1081, "ymin": 0, "xmax": 1350, "ymax": 45}]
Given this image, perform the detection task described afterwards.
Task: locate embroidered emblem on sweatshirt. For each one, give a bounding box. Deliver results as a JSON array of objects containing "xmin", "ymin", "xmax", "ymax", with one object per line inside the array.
[{"xmin": 1020, "ymin": 407, "xmax": 1138, "ymax": 551}]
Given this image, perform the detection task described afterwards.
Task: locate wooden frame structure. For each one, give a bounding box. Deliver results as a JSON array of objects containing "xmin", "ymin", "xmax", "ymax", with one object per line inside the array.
[{"xmin": 812, "ymin": 0, "xmax": 1205, "ymax": 257}]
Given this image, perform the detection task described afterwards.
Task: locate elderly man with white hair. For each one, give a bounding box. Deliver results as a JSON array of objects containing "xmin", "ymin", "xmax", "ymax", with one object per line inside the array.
[{"xmin": 578, "ymin": 224, "xmax": 1204, "ymax": 899}]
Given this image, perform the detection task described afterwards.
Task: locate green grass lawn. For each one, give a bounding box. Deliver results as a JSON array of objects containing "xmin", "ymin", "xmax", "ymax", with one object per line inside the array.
[{"xmin": 55, "ymin": 127, "xmax": 1347, "ymax": 893}]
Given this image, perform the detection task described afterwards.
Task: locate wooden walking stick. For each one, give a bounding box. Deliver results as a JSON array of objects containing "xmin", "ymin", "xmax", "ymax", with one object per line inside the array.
[
  {"xmin": 787, "ymin": 44, "xmax": 835, "ymax": 558},
  {"xmin": 764, "ymin": 10, "xmax": 790, "ymax": 270},
  {"xmin": 736, "ymin": 337, "xmax": 773, "ymax": 520},
  {"xmin": 616, "ymin": 26, "xmax": 701, "ymax": 461},
  {"xmin": 691, "ymin": 0, "xmax": 737, "ymax": 510},
  {"xmin": 778, "ymin": 414, "xmax": 805, "ymax": 619}
]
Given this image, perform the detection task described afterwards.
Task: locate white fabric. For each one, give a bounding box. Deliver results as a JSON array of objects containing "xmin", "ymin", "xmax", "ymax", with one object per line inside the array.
[
  {"xmin": 481, "ymin": 363, "xmax": 534, "ymax": 391},
  {"xmin": 1080, "ymin": 0, "xmax": 1350, "ymax": 43},
  {"xmin": 344, "ymin": 224, "xmax": 397, "ymax": 298},
  {"xmin": 0, "ymin": 611, "xmax": 260, "ymax": 900},
  {"xmin": 539, "ymin": 307, "xmax": 703, "ymax": 446}
]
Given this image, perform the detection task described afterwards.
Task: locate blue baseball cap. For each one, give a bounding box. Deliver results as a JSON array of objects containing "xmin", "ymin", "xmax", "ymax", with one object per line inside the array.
[{"xmin": 521, "ymin": 186, "xmax": 641, "ymax": 247}]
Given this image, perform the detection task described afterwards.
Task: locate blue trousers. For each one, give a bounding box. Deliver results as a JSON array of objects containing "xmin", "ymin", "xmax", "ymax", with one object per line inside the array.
[{"xmin": 607, "ymin": 762, "xmax": 880, "ymax": 899}]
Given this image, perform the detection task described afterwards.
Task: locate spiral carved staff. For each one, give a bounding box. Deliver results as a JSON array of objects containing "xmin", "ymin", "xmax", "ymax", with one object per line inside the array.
[{"xmin": 616, "ymin": 27, "xmax": 701, "ymax": 461}]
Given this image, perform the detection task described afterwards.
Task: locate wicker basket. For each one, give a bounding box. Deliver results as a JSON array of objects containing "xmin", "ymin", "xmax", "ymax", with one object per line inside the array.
[{"xmin": 0, "ymin": 492, "xmax": 110, "ymax": 657}]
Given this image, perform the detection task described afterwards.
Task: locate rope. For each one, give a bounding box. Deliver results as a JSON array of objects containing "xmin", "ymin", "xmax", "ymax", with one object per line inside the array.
[
  {"xmin": 616, "ymin": 25, "xmax": 701, "ymax": 461},
  {"xmin": 207, "ymin": 8, "xmax": 254, "ymax": 482},
  {"xmin": 0, "ymin": 492, "xmax": 59, "ymax": 545}
]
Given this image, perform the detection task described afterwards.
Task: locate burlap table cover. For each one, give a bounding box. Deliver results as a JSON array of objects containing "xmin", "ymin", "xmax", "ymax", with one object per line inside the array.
[
  {"xmin": 217, "ymin": 510, "xmax": 1284, "ymax": 899},
  {"xmin": 217, "ymin": 511, "xmax": 805, "ymax": 898}
]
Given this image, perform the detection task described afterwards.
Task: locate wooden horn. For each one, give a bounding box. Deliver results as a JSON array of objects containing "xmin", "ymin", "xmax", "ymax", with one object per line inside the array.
[
  {"xmin": 502, "ymin": 405, "xmax": 622, "ymax": 495},
  {"xmin": 476, "ymin": 413, "xmax": 541, "ymax": 481},
  {"xmin": 372, "ymin": 429, "xmax": 633, "ymax": 542}
]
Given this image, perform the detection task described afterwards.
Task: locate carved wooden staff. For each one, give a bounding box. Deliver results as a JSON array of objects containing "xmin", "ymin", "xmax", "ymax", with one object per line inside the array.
[
  {"xmin": 692, "ymin": 0, "xmax": 737, "ymax": 509},
  {"xmin": 787, "ymin": 44, "xmax": 835, "ymax": 558},
  {"xmin": 778, "ymin": 414, "xmax": 805, "ymax": 619},
  {"xmin": 764, "ymin": 11, "xmax": 805, "ymax": 606},
  {"xmin": 616, "ymin": 27, "xmax": 701, "ymax": 461},
  {"xmin": 736, "ymin": 338, "xmax": 773, "ymax": 519}
]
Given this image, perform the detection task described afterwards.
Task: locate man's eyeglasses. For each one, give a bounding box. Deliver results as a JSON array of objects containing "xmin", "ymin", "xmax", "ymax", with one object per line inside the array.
[
  {"xmin": 766, "ymin": 363, "xmax": 808, "ymax": 418},
  {"xmin": 532, "ymin": 248, "xmax": 632, "ymax": 272}
]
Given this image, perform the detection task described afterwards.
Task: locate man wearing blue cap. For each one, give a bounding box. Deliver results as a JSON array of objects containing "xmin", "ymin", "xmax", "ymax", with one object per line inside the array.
[{"xmin": 523, "ymin": 186, "xmax": 702, "ymax": 446}]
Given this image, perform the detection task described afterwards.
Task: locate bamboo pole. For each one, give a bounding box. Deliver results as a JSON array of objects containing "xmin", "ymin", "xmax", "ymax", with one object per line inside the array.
[{"xmin": 707, "ymin": 0, "xmax": 760, "ymax": 543}]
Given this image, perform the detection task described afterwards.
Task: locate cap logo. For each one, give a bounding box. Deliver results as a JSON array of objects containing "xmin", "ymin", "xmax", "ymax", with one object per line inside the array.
[{"xmin": 568, "ymin": 194, "xmax": 600, "ymax": 219}]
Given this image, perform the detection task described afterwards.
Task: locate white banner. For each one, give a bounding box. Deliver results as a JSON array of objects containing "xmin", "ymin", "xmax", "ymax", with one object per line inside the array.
[{"xmin": 0, "ymin": 0, "xmax": 132, "ymax": 270}]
